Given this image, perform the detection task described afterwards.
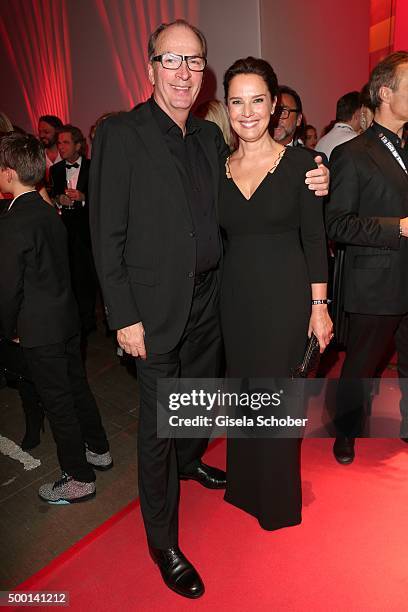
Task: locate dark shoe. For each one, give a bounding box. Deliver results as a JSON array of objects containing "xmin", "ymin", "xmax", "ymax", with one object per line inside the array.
[
  {"xmin": 180, "ymin": 462, "xmax": 226, "ymax": 489},
  {"xmin": 149, "ymin": 545, "xmax": 204, "ymax": 599},
  {"xmin": 333, "ymin": 437, "xmax": 355, "ymax": 465}
]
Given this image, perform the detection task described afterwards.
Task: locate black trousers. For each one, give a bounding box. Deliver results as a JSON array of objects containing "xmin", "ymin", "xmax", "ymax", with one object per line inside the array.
[
  {"xmin": 136, "ymin": 271, "xmax": 223, "ymax": 548},
  {"xmin": 64, "ymin": 214, "xmax": 98, "ymax": 334},
  {"xmin": 335, "ymin": 312, "xmax": 408, "ymax": 436},
  {"xmin": 23, "ymin": 334, "xmax": 109, "ymax": 482}
]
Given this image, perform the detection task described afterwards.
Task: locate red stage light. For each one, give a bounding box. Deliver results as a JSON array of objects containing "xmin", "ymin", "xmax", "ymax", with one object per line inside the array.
[{"xmin": 0, "ymin": 0, "xmax": 72, "ymax": 131}]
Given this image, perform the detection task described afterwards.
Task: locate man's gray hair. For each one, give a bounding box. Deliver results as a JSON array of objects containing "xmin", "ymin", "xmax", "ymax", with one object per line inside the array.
[
  {"xmin": 369, "ymin": 50, "xmax": 408, "ymax": 110},
  {"xmin": 147, "ymin": 19, "xmax": 207, "ymax": 60}
]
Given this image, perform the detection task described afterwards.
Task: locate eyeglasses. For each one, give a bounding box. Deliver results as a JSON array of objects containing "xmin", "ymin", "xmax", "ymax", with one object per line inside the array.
[
  {"xmin": 152, "ymin": 53, "xmax": 207, "ymax": 72},
  {"xmin": 277, "ymin": 106, "xmax": 300, "ymax": 119}
]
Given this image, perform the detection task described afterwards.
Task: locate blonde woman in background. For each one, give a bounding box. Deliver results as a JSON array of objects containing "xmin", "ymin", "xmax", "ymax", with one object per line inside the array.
[{"xmin": 195, "ymin": 99, "xmax": 235, "ymax": 150}]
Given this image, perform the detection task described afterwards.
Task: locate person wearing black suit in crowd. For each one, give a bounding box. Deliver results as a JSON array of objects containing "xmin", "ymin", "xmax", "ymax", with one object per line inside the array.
[
  {"xmin": 0, "ymin": 132, "xmax": 112, "ymax": 503},
  {"xmin": 326, "ymin": 51, "xmax": 408, "ymax": 464},
  {"xmin": 50, "ymin": 125, "xmax": 98, "ymax": 336}
]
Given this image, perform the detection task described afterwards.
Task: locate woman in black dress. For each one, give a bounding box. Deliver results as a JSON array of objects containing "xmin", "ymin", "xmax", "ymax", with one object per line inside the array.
[{"xmin": 219, "ymin": 57, "xmax": 333, "ymax": 530}]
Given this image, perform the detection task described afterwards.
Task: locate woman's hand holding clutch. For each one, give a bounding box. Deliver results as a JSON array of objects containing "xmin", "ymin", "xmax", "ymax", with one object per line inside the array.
[{"xmin": 308, "ymin": 305, "xmax": 333, "ymax": 353}]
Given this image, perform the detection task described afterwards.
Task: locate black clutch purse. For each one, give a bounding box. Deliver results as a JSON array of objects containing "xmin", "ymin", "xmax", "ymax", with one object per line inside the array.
[{"xmin": 291, "ymin": 334, "xmax": 321, "ymax": 378}]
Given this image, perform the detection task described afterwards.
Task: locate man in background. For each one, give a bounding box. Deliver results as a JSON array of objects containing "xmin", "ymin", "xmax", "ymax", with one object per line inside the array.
[
  {"xmin": 326, "ymin": 51, "xmax": 408, "ymax": 464},
  {"xmin": 51, "ymin": 125, "xmax": 97, "ymax": 338},
  {"xmin": 316, "ymin": 91, "xmax": 361, "ymax": 159},
  {"xmin": 273, "ymin": 85, "xmax": 305, "ymax": 147},
  {"xmin": 38, "ymin": 114, "xmax": 63, "ymax": 184}
]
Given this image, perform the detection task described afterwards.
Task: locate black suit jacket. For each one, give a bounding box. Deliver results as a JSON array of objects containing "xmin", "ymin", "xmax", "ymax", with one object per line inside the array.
[
  {"xmin": 89, "ymin": 101, "xmax": 228, "ymax": 353},
  {"xmin": 50, "ymin": 158, "xmax": 91, "ymax": 245},
  {"xmin": 326, "ymin": 126, "xmax": 408, "ymax": 315},
  {"xmin": 0, "ymin": 192, "xmax": 79, "ymax": 347}
]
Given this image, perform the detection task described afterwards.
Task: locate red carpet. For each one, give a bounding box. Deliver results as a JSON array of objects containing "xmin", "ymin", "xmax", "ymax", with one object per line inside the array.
[{"xmin": 17, "ymin": 437, "xmax": 408, "ymax": 611}]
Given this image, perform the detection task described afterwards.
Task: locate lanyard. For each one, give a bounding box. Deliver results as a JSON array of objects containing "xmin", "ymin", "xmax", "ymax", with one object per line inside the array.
[{"xmin": 377, "ymin": 132, "xmax": 407, "ymax": 175}]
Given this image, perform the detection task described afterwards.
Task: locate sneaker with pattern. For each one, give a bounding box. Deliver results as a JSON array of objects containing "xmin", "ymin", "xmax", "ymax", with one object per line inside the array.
[
  {"xmin": 38, "ymin": 472, "xmax": 96, "ymax": 504},
  {"xmin": 86, "ymin": 448, "xmax": 113, "ymax": 471}
]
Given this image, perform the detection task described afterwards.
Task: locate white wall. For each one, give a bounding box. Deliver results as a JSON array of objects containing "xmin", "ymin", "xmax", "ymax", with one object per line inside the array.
[
  {"xmin": 260, "ymin": 0, "xmax": 370, "ymax": 135},
  {"xmin": 198, "ymin": 0, "xmax": 261, "ymax": 103}
]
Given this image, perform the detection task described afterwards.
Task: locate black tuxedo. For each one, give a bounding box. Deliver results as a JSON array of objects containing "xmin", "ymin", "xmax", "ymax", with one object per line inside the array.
[
  {"xmin": 50, "ymin": 158, "xmax": 97, "ymax": 333},
  {"xmin": 90, "ymin": 100, "xmax": 228, "ymax": 548},
  {"xmin": 0, "ymin": 191, "xmax": 108, "ymax": 479},
  {"xmin": 326, "ymin": 125, "xmax": 408, "ymax": 435}
]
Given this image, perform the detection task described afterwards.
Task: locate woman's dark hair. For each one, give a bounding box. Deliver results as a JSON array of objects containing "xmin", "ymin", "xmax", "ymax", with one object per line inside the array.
[{"xmin": 223, "ymin": 57, "xmax": 278, "ymax": 104}]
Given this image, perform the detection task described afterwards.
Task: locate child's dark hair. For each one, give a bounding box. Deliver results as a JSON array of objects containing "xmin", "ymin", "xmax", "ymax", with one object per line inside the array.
[{"xmin": 0, "ymin": 132, "xmax": 45, "ymax": 186}]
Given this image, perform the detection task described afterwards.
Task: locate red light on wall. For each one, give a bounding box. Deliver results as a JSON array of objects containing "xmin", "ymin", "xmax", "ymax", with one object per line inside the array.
[
  {"xmin": 94, "ymin": 0, "xmax": 199, "ymax": 108},
  {"xmin": 0, "ymin": 0, "xmax": 72, "ymax": 131}
]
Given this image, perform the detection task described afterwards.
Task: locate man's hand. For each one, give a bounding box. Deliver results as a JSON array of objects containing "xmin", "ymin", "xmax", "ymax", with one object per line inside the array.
[
  {"xmin": 400, "ymin": 217, "xmax": 408, "ymax": 238},
  {"xmin": 305, "ymin": 155, "xmax": 330, "ymax": 197},
  {"xmin": 65, "ymin": 188, "xmax": 85, "ymax": 201},
  {"xmin": 117, "ymin": 322, "xmax": 146, "ymax": 359}
]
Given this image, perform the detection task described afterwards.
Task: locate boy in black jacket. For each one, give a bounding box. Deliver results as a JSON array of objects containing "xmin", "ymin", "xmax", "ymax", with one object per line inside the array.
[{"xmin": 0, "ymin": 132, "xmax": 112, "ymax": 503}]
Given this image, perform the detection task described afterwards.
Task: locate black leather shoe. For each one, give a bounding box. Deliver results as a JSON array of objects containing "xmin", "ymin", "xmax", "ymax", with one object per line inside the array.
[
  {"xmin": 180, "ymin": 462, "xmax": 226, "ymax": 489},
  {"xmin": 149, "ymin": 545, "xmax": 204, "ymax": 599},
  {"xmin": 333, "ymin": 437, "xmax": 355, "ymax": 464}
]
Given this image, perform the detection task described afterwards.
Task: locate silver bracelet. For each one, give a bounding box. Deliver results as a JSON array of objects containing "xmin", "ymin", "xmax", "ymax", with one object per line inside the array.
[{"xmin": 311, "ymin": 299, "xmax": 331, "ymax": 305}]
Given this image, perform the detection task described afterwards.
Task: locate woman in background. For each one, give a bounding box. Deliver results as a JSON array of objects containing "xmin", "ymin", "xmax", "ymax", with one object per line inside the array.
[
  {"xmin": 195, "ymin": 99, "xmax": 235, "ymax": 151},
  {"xmin": 303, "ymin": 124, "xmax": 318, "ymax": 149}
]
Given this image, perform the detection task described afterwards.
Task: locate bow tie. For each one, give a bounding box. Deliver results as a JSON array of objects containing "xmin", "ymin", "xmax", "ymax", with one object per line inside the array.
[{"xmin": 66, "ymin": 162, "xmax": 79, "ymax": 169}]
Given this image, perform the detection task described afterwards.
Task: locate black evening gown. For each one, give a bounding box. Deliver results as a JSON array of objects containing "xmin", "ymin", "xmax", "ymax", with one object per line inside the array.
[{"xmin": 219, "ymin": 146, "xmax": 328, "ymax": 530}]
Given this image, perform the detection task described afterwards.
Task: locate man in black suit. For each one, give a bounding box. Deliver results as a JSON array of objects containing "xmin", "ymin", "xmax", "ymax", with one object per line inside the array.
[
  {"xmin": 0, "ymin": 132, "xmax": 112, "ymax": 503},
  {"xmin": 90, "ymin": 19, "xmax": 330, "ymax": 598},
  {"xmin": 326, "ymin": 51, "xmax": 408, "ymax": 464},
  {"xmin": 50, "ymin": 125, "xmax": 97, "ymax": 336}
]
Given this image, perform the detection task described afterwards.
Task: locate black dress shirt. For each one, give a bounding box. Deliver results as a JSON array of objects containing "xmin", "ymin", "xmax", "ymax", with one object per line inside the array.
[
  {"xmin": 149, "ymin": 97, "xmax": 220, "ymax": 274},
  {"xmin": 372, "ymin": 121, "xmax": 408, "ymax": 170}
]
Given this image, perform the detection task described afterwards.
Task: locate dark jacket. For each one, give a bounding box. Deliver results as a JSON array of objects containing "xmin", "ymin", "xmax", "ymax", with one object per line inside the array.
[
  {"xmin": 326, "ymin": 126, "xmax": 408, "ymax": 315},
  {"xmin": 50, "ymin": 158, "xmax": 91, "ymax": 246},
  {"xmin": 0, "ymin": 192, "xmax": 79, "ymax": 347},
  {"xmin": 89, "ymin": 101, "xmax": 228, "ymax": 353}
]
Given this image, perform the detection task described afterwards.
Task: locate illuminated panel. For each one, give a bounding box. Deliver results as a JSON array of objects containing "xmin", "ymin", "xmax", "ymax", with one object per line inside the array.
[
  {"xmin": 94, "ymin": 0, "xmax": 199, "ymax": 108},
  {"xmin": 394, "ymin": 0, "xmax": 408, "ymax": 49},
  {"xmin": 369, "ymin": 0, "xmax": 396, "ymax": 70},
  {"xmin": 0, "ymin": 0, "xmax": 72, "ymax": 131}
]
